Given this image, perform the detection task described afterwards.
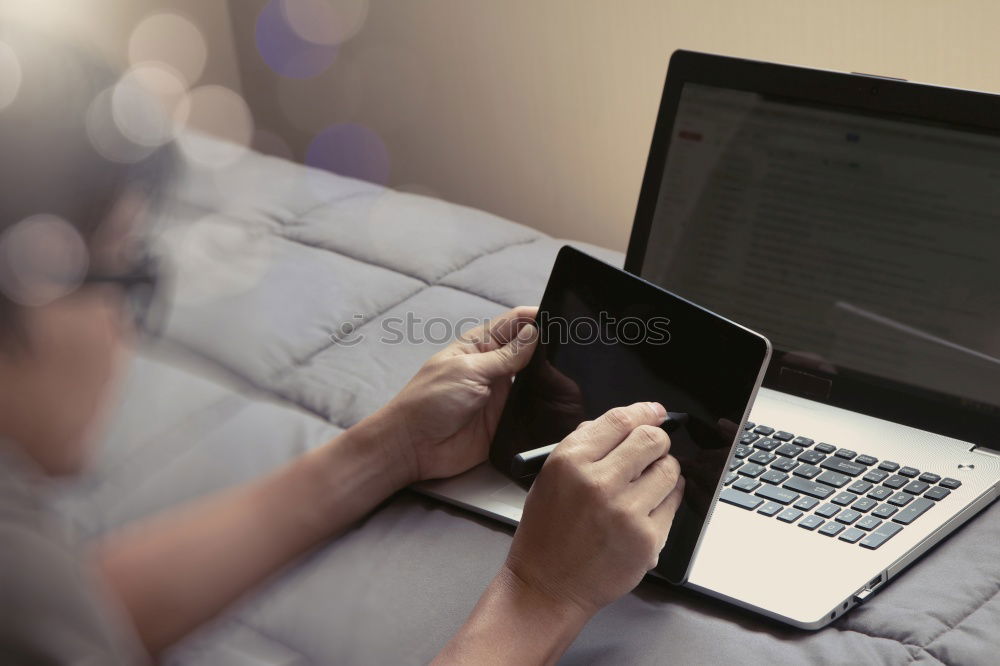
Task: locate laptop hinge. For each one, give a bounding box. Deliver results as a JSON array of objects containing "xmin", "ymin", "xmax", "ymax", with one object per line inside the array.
[{"xmin": 969, "ymin": 445, "xmax": 1000, "ymax": 459}]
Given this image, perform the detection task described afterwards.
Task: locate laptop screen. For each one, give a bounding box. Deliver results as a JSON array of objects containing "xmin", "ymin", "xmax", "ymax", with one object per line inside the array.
[{"xmin": 634, "ymin": 76, "xmax": 1000, "ymax": 441}]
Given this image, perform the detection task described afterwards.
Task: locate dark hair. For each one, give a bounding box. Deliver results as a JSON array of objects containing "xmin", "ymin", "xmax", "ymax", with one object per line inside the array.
[{"xmin": 0, "ymin": 24, "xmax": 176, "ymax": 341}]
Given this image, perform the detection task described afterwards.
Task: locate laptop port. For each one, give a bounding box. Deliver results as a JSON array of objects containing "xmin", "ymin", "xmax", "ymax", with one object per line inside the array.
[{"xmin": 869, "ymin": 574, "xmax": 883, "ymax": 589}]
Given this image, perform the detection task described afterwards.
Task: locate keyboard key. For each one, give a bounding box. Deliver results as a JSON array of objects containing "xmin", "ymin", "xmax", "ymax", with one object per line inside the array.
[
  {"xmin": 899, "ymin": 466, "xmax": 920, "ymax": 478},
  {"xmin": 815, "ymin": 442, "xmax": 837, "ymax": 454},
  {"xmin": 784, "ymin": 477, "xmax": 835, "ymax": 499},
  {"xmin": 757, "ymin": 501, "xmax": 783, "ymax": 517},
  {"xmin": 872, "ymin": 504, "xmax": 898, "ymax": 519},
  {"xmin": 739, "ymin": 463, "xmax": 766, "ymax": 478},
  {"xmin": 773, "ymin": 431, "xmax": 795, "ymax": 441},
  {"xmin": 859, "ymin": 522, "xmax": 903, "ymax": 550},
  {"xmin": 792, "ymin": 464, "xmax": 821, "ymax": 479},
  {"xmin": 883, "ymin": 475, "xmax": 908, "ymax": 489},
  {"xmin": 753, "ymin": 425, "xmax": 775, "ymax": 436},
  {"xmin": 744, "ymin": 421, "xmax": 755, "ymax": 431},
  {"xmin": 724, "ymin": 472, "xmax": 738, "ymax": 486},
  {"xmin": 839, "ymin": 527, "xmax": 866, "ymax": 543},
  {"xmin": 835, "ymin": 449, "xmax": 858, "ymax": 460},
  {"xmin": 919, "ymin": 472, "xmax": 941, "ymax": 484},
  {"xmin": 847, "ymin": 480, "xmax": 873, "ymax": 495},
  {"xmin": 793, "ymin": 496, "xmax": 820, "ymax": 511},
  {"xmin": 756, "ymin": 484, "xmax": 799, "ymax": 505},
  {"xmin": 739, "ymin": 433, "xmax": 759, "ymax": 446},
  {"xmin": 775, "ymin": 443, "xmax": 803, "ymax": 458},
  {"xmin": 777, "ymin": 508, "xmax": 803, "ymax": 523},
  {"xmin": 820, "ymin": 458, "xmax": 866, "ymax": 477},
  {"xmin": 888, "ymin": 492, "xmax": 914, "ymax": 507},
  {"xmin": 770, "ymin": 457, "xmax": 798, "ymax": 472},
  {"xmin": 836, "ymin": 509, "xmax": 862, "ymax": 524},
  {"xmin": 832, "ymin": 491, "xmax": 858, "ymax": 506},
  {"xmin": 798, "ymin": 450, "xmax": 826, "ymax": 465},
  {"xmin": 852, "ymin": 497, "xmax": 877, "ymax": 512},
  {"xmin": 719, "ymin": 488, "xmax": 764, "ymax": 510},
  {"xmin": 878, "ymin": 461, "xmax": 900, "ymax": 472},
  {"xmin": 857, "ymin": 515, "xmax": 882, "ymax": 531},
  {"xmin": 855, "ymin": 454, "xmax": 878, "ymax": 466},
  {"xmin": 729, "ymin": 460, "xmax": 742, "ymax": 471},
  {"xmin": 761, "ymin": 470, "xmax": 790, "ymax": 486},
  {"xmin": 733, "ymin": 476, "xmax": 761, "ymax": 493},
  {"xmin": 754, "ymin": 438, "xmax": 780, "ymax": 452},
  {"xmin": 734, "ymin": 444, "xmax": 753, "ymax": 459},
  {"xmin": 798, "ymin": 515, "xmax": 824, "ymax": 530},
  {"xmin": 749, "ymin": 450, "xmax": 777, "ymax": 465},
  {"xmin": 815, "ymin": 503, "xmax": 840, "ymax": 518},
  {"xmin": 892, "ymin": 497, "xmax": 934, "ymax": 525},
  {"xmin": 867, "ymin": 486, "xmax": 893, "ymax": 501},
  {"xmin": 924, "ymin": 487, "xmax": 951, "ymax": 501},
  {"xmin": 863, "ymin": 469, "xmax": 889, "ymax": 483},
  {"xmin": 819, "ymin": 522, "xmax": 845, "ymax": 537},
  {"xmin": 940, "ymin": 477, "xmax": 962, "ymax": 489},
  {"xmin": 816, "ymin": 471, "xmax": 850, "ymax": 488},
  {"xmin": 903, "ymin": 480, "xmax": 930, "ymax": 495},
  {"xmin": 792, "ymin": 436, "xmax": 814, "ymax": 447}
]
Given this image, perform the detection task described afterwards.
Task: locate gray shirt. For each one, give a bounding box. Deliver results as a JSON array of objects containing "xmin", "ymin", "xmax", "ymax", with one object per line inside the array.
[{"xmin": 0, "ymin": 445, "xmax": 147, "ymax": 665}]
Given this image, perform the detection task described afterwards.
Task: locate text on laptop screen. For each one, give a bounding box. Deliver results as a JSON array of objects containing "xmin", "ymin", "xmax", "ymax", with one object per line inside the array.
[{"xmin": 640, "ymin": 83, "xmax": 1000, "ymax": 414}]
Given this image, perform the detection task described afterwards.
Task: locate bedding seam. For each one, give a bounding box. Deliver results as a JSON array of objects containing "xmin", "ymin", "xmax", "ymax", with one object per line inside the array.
[{"xmin": 920, "ymin": 581, "xmax": 1000, "ymax": 648}]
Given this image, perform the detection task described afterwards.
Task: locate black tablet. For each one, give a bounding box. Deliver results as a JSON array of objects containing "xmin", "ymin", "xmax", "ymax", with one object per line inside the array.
[{"xmin": 490, "ymin": 246, "xmax": 771, "ymax": 584}]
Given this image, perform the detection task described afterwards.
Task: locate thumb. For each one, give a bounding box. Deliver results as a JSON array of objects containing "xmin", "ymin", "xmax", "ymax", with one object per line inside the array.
[{"xmin": 472, "ymin": 322, "xmax": 537, "ymax": 378}]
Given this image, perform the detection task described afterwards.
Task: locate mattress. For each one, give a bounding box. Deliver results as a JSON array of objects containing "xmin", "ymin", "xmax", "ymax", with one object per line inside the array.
[{"xmin": 54, "ymin": 134, "xmax": 999, "ymax": 665}]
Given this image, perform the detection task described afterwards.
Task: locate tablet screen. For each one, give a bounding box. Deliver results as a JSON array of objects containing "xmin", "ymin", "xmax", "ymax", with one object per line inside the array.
[{"xmin": 490, "ymin": 246, "xmax": 770, "ymax": 583}]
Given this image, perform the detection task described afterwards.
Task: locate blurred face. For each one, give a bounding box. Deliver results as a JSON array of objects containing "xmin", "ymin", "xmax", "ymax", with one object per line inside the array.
[{"xmin": 0, "ymin": 195, "xmax": 142, "ymax": 475}]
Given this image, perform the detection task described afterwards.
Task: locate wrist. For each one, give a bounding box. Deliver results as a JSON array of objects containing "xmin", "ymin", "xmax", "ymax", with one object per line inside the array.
[
  {"xmin": 350, "ymin": 406, "xmax": 420, "ymax": 488},
  {"xmin": 435, "ymin": 565, "xmax": 593, "ymax": 665}
]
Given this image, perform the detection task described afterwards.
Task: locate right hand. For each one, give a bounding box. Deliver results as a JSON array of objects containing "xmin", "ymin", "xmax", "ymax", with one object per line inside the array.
[{"xmin": 503, "ymin": 402, "xmax": 685, "ymax": 617}]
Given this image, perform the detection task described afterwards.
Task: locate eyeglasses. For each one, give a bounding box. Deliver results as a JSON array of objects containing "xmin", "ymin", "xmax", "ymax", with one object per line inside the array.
[{"xmin": 82, "ymin": 253, "xmax": 165, "ymax": 335}]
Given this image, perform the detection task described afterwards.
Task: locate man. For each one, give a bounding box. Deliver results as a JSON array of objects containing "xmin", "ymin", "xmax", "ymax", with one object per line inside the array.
[{"xmin": 0, "ymin": 26, "xmax": 683, "ymax": 664}]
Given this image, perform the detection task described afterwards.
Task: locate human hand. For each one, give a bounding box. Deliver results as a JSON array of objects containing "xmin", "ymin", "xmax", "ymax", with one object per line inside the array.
[
  {"xmin": 379, "ymin": 306, "xmax": 538, "ymax": 483},
  {"xmin": 503, "ymin": 402, "xmax": 685, "ymax": 617}
]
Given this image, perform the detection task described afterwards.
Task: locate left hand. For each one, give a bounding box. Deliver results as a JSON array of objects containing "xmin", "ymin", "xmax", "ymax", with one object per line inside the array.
[{"xmin": 379, "ymin": 306, "xmax": 538, "ymax": 483}]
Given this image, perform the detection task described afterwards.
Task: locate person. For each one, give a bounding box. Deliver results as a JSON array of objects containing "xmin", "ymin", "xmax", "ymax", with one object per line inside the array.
[{"xmin": 0, "ymin": 27, "xmax": 684, "ymax": 665}]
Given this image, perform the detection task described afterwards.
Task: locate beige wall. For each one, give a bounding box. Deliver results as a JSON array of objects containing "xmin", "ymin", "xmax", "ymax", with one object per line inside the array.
[
  {"xmin": 8, "ymin": 1, "xmax": 1000, "ymax": 251},
  {"xmin": 0, "ymin": 0, "xmax": 242, "ymax": 93},
  {"xmin": 230, "ymin": 0, "xmax": 1000, "ymax": 252}
]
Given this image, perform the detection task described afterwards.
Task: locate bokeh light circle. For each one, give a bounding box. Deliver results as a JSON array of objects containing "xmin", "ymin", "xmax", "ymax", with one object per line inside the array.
[
  {"xmin": 128, "ymin": 12, "xmax": 208, "ymax": 87},
  {"xmin": 305, "ymin": 123, "xmax": 389, "ymax": 185},
  {"xmin": 173, "ymin": 85, "xmax": 254, "ymax": 169},
  {"xmin": 256, "ymin": 0, "xmax": 339, "ymax": 79},
  {"xmin": 0, "ymin": 215, "xmax": 89, "ymax": 307},
  {"xmin": 111, "ymin": 65, "xmax": 181, "ymax": 149},
  {"xmin": 0, "ymin": 40, "xmax": 22, "ymax": 111},
  {"xmin": 282, "ymin": 0, "xmax": 369, "ymax": 46},
  {"xmin": 86, "ymin": 86, "xmax": 157, "ymax": 163}
]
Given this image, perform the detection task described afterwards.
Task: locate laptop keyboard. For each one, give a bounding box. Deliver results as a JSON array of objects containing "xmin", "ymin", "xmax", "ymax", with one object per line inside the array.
[{"xmin": 718, "ymin": 423, "xmax": 962, "ymax": 550}]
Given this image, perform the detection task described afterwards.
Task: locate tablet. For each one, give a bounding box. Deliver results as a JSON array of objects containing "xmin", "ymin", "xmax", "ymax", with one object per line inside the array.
[{"xmin": 489, "ymin": 246, "xmax": 771, "ymax": 584}]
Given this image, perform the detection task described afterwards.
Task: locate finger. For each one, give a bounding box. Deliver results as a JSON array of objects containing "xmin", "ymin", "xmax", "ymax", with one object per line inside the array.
[
  {"xmin": 467, "ymin": 322, "xmax": 538, "ymax": 378},
  {"xmin": 459, "ymin": 306, "xmax": 538, "ymax": 351},
  {"xmin": 650, "ymin": 476, "xmax": 686, "ymax": 541},
  {"xmin": 598, "ymin": 425, "xmax": 671, "ymax": 483},
  {"xmin": 569, "ymin": 402, "xmax": 667, "ymax": 461},
  {"xmin": 573, "ymin": 420, "xmax": 593, "ymax": 432},
  {"xmin": 627, "ymin": 454, "xmax": 681, "ymax": 511}
]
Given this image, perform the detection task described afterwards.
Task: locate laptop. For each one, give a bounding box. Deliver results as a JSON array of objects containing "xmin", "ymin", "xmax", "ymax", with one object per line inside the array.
[{"xmin": 416, "ymin": 51, "xmax": 1000, "ymax": 628}]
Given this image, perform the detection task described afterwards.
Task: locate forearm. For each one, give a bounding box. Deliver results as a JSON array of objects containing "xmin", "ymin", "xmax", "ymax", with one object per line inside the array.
[
  {"xmin": 96, "ymin": 411, "xmax": 410, "ymax": 654},
  {"xmin": 434, "ymin": 566, "xmax": 593, "ymax": 666}
]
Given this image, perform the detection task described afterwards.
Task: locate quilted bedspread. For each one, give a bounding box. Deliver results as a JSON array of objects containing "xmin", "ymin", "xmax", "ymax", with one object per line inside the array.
[{"xmin": 54, "ymin": 135, "xmax": 999, "ymax": 665}]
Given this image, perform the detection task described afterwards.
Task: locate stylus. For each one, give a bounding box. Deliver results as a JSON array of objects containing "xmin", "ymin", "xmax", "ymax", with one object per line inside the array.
[{"xmin": 510, "ymin": 412, "xmax": 689, "ymax": 478}]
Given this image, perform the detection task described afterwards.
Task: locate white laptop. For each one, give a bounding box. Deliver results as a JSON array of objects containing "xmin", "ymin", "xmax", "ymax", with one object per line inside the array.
[{"xmin": 416, "ymin": 51, "xmax": 1000, "ymax": 628}]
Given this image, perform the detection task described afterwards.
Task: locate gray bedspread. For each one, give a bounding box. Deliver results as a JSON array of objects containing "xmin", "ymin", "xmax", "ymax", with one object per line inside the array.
[{"xmin": 55, "ymin": 134, "xmax": 998, "ymax": 665}]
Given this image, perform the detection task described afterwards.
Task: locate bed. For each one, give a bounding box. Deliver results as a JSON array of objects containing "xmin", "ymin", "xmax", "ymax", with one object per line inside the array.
[{"xmin": 54, "ymin": 134, "xmax": 999, "ymax": 665}]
